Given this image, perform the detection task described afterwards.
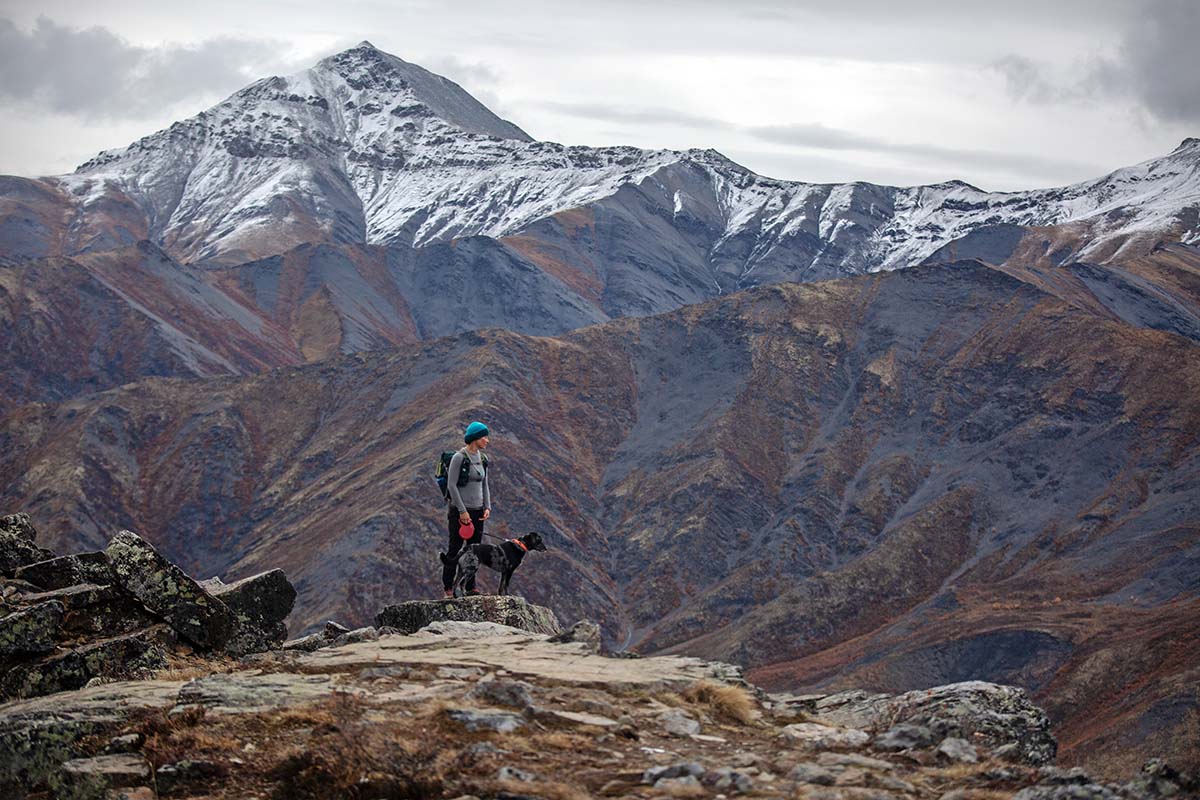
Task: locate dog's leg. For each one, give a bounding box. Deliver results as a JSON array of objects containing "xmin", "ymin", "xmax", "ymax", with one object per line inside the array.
[{"xmin": 499, "ymin": 569, "xmax": 512, "ymax": 596}]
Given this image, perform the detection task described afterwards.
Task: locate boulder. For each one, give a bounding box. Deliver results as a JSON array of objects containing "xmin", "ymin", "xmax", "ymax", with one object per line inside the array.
[
  {"xmin": 201, "ymin": 569, "xmax": 296, "ymax": 655},
  {"xmin": 873, "ymin": 723, "xmax": 936, "ymax": 751},
  {"xmin": 375, "ymin": 595, "xmax": 562, "ymax": 636},
  {"xmin": 0, "ymin": 514, "xmax": 54, "ymax": 576},
  {"xmin": 780, "ymin": 722, "xmax": 871, "ymax": 749},
  {"xmin": 50, "ymin": 753, "xmax": 152, "ymax": 800},
  {"xmin": 801, "ymin": 681, "xmax": 1056, "ymax": 766},
  {"xmin": 547, "ymin": 619, "xmax": 601, "ymax": 653},
  {"xmin": 446, "ymin": 708, "xmax": 524, "ymax": 733},
  {"xmin": 15, "ymin": 552, "xmax": 113, "ymax": 590},
  {"xmin": 659, "ymin": 708, "xmax": 701, "ymax": 736},
  {"xmin": 0, "ymin": 513, "xmax": 37, "ymax": 541},
  {"xmin": 0, "ymin": 627, "xmax": 171, "ymax": 700},
  {"xmin": 104, "ymin": 530, "xmax": 235, "ymax": 649},
  {"xmin": 0, "ymin": 600, "xmax": 64, "ymax": 656}
]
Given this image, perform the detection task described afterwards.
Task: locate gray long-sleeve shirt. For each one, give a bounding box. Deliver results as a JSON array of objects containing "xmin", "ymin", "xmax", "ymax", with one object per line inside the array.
[{"xmin": 447, "ymin": 448, "xmax": 490, "ymax": 513}]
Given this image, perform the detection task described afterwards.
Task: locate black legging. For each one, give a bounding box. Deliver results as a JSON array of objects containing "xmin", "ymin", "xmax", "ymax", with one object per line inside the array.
[{"xmin": 442, "ymin": 506, "xmax": 486, "ymax": 591}]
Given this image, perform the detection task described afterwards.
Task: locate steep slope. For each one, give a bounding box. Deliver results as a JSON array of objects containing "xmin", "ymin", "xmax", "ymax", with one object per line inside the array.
[{"xmin": 2, "ymin": 260, "xmax": 1197, "ymax": 771}]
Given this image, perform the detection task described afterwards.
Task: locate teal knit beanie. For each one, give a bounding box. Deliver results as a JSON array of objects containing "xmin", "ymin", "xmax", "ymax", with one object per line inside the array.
[{"xmin": 464, "ymin": 421, "xmax": 489, "ymax": 444}]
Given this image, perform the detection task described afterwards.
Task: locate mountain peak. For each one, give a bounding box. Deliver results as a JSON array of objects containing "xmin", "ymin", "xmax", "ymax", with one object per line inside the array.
[{"xmin": 311, "ymin": 44, "xmax": 531, "ymax": 142}]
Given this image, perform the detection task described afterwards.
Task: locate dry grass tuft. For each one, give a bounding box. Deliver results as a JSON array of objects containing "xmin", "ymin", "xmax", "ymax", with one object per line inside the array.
[
  {"xmin": 681, "ymin": 680, "xmax": 760, "ymax": 725},
  {"xmin": 154, "ymin": 654, "xmax": 239, "ymax": 682}
]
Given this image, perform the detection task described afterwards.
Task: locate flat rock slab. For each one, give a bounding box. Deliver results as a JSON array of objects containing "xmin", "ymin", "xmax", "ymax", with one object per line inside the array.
[
  {"xmin": 174, "ymin": 671, "xmax": 345, "ymax": 714},
  {"xmin": 53, "ymin": 753, "xmax": 152, "ymax": 799},
  {"xmin": 375, "ymin": 595, "xmax": 562, "ymax": 636},
  {"xmin": 289, "ymin": 628, "xmax": 743, "ymax": 691},
  {"xmin": 15, "ymin": 552, "xmax": 113, "ymax": 590},
  {"xmin": 105, "ymin": 530, "xmax": 235, "ymax": 649}
]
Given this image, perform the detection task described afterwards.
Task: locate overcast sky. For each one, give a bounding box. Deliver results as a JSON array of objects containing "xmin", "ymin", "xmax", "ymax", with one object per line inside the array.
[{"xmin": 1, "ymin": 0, "xmax": 1197, "ymax": 190}]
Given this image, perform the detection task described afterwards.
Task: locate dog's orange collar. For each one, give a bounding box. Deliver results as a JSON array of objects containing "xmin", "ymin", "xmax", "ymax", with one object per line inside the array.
[{"xmin": 509, "ymin": 539, "xmax": 529, "ymax": 552}]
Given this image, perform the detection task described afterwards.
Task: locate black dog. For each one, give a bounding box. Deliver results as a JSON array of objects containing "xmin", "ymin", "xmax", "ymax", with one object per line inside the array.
[{"xmin": 452, "ymin": 532, "xmax": 547, "ymax": 597}]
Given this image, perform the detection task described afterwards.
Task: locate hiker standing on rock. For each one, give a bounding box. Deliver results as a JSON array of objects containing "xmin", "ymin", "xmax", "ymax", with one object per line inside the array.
[{"xmin": 440, "ymin": 421, "xmax": 491, "ymax": 598}]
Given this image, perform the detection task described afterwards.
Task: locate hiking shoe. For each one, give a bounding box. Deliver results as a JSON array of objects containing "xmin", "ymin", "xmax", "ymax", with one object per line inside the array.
[{"xmin": 443, "ymin": 589, "xmax": 454, "ymax": 599}]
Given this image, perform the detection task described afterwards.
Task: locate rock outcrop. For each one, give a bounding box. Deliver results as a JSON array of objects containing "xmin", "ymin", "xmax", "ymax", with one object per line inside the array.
[
  {"xmin": 375, "ymin": 595, "xmax": 563, "ymax": 636},
  {"xmin": 2, "ymin": 619, "xmax": 1192, "ymax": 800},
  {"xmin": 0, "ymin": 514, "xmax": 297, "ymax": 703}
]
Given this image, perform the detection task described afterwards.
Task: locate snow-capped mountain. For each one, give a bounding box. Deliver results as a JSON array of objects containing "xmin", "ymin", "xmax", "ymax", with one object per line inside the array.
[{"xmin": 13, "ymin": 41, "xmax": 1197, "ymax": 275}]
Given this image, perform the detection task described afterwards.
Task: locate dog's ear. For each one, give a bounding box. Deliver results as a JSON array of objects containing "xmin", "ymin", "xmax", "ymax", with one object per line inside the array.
[{"xmin": 525, "ymin": 531, "xmax": 548, "ymax": 551}]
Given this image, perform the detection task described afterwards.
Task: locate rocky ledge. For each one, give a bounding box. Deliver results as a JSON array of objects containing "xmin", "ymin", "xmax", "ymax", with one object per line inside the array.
[
  {"xmin": 3, "ymin": 620, "xmax": 1194, "ymax": 800},
  {"xmin": 0, "ymin": 513, "xmax": 296, "ymax": 702}
]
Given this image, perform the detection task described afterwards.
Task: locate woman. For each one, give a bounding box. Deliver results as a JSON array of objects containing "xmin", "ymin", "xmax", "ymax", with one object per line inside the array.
[{"xmin": 442, "ymin": 421, "xmax": 491, "ymax": 597}]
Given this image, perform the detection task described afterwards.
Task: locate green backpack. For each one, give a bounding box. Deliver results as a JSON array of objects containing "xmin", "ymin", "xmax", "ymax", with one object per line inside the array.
[{"xmin": 434, "ymin": 449, "xmax": 488, "ymax": 500}]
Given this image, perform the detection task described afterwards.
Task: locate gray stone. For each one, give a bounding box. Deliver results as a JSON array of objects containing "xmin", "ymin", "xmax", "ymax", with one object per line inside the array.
[
  {"xmin": 644, "ymin": 762, "xmax": 705, "ymax": 784},
  {"xmin": 812, "ymin": 681, "xmax": 1056, "ymax": 766},
  {"xmin": 446, "ymin": 708, "xmax": 524, "ymax": 733},
  {"xmin": 873, "ymin": 723, "xmax": 936, "ymax": 751},
  {"xmin": 1014, "ymin": 785, "xmax": 1123, "ymax": 800},
  {"xmin": 104, "ymin": 530, "xmax": 235, "ymax": 649},
  {"xmin": 659, "ymin": 708, "xmax": 701, "ymax": 736},
  {"xmin": 497, "ymin": 766, "xmax": 535, "ymax": 782},
  {"xmin": 546, "ymin": 619, "xmax": 601, "ymax": 653},
  {"xmin": 936, "ymin": 737, "xmax": 978, "ymax": 763},
  {"xmin": 704, "ymin": 767, "xmax": 754, "ymax": 793},
  {"xmin": 323, "ymin": 620, "xmax": 350, "ymax": 638},
  {"xmin": 780, "ymin": 722, "xmax": 870, "ymax": 749},
  {"xmin": 816, "ymin": 752, "xmax": 897, "ymax": 771},
  {"xmin": 51, "ymin": 753, "xmax": 152, "ymax": 800},
  {"xmin": 375, "ymin": 595, "xmax": 562, "ymax": 636},
  {"xmin": 15, "ymin": 552, "xmax": 114, "ymax": 590},
  {"xmin": 656, "ymin": 775, "xmax": 702, "ymax": 790},
  {"xmin": 467, "ymin": 677, "xmax": 534, "ymax": 709},
  {"xmin": 790, "ymin": 763, "xmax": 837, "ymax": 785},
  {"xmin": 0, "ymin": 600, "xmax": 64, "ymax": 655},
  {"xmin": 104, "ymin": 733, "xmax": 145, "ymax": 754},
  {"xmin": 156, "ymin": 759, "xmax": 227, "ymax": 792},
  {"xmin": 331, "ymin": 626, "xmax": 378, "ymax": 647},
  {"xmin": 281, "ymin": 632, "xmax": 328, "ymax": 652},
  {"xmin": 202, "ymin": 569, "xmax": 296, "ymax": 655},
  {"xmin": 18, "ymin": 584, "xmax": 156, "ymax": 639}
]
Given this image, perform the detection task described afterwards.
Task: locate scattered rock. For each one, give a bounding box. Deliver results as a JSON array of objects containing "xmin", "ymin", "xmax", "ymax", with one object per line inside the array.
[
  {"xmin": 375, "ymin": 595, "xmax": 562, "ymax": 636},
  {"xmin": 156, "ymin": 759, "xmax": 228, "ymax": 793},
  {"xmin": 873, "ymin": 723, "xmax": 936, "ymax": 751},
  {"xmin": 0, "ymin": 600, "xmax": 64, "ymax": 655},
  {"xmin": 446, "ymin": 708, "xmax": 525, "ymax": 733},
  {"xmin": 104, "ymin": 530, "xmax": 235, "ymax": 649},
  {"xmin": 498, "ymin": 766, "xmax": 535, "ymax": 782},
  {"xmin": 659, "ymin": 708, "xmax": 701, "ymax": 736},
  {"xmin": 816, "ymin": 752, "xmax": 897, "ymax": 771},
  {"xmin": 331, "ymin": 626, "xmax": 379, "ymax": 647},
  {"xmin": 546, "ymin": 619, "xmax": 601, "ymax": 653},
  {"xmin": 937, "ymin": 737, "xmax": 978, "ymax": 763},
  {"xmin": 790, "ymin": 763, "xmax": 837, "ymax": 785},
  {"xmin": 468, "ymin": 677, "xmax": 534, "ymax": 709},
  {"xmin": 281, "ymin": 631, "xmax": 328, "ymax": 652},
  {"xmin": 780, "ymin": 722, "xmax": 870, "ymax": 749},
  {"xmin": 656, "ymin": 774, "xmax": 702, "ymax": 790},
  {"xmin": 704, "ymin": 767, "xmax": 754, "ymax": 793},
  {"xmin": 50, "ymin": 753, "xmax": 152, "ymax": 800},
  {"xmin": 104, "ymin": 733, "xmax": 144, "ymax": 754},
  {"xmin": 644, "ymin": 762, "xmax": 705, "ymax": 784}
]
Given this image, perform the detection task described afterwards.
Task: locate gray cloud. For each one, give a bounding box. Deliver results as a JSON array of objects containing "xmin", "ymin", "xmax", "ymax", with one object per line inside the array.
[
  {"xmin": 0, "ymin": 16, "xmax": 292, "ymax": 119},
  {"xmin": 536, "ymin": 101, "xmax": 736, "ymax": 130},
  {"xmin": 992, "ymin": 0, "xmax": 1200, "ymax": 123},
  {"xmin": 541, "ymin": 101, "xmax": 1100, "ymax": 186}
]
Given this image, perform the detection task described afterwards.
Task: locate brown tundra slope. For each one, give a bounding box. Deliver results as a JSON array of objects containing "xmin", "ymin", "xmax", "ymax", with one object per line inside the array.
[{"xmin": 1, "ymin": 259, "xmax": 1198, "ymax": 774}]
